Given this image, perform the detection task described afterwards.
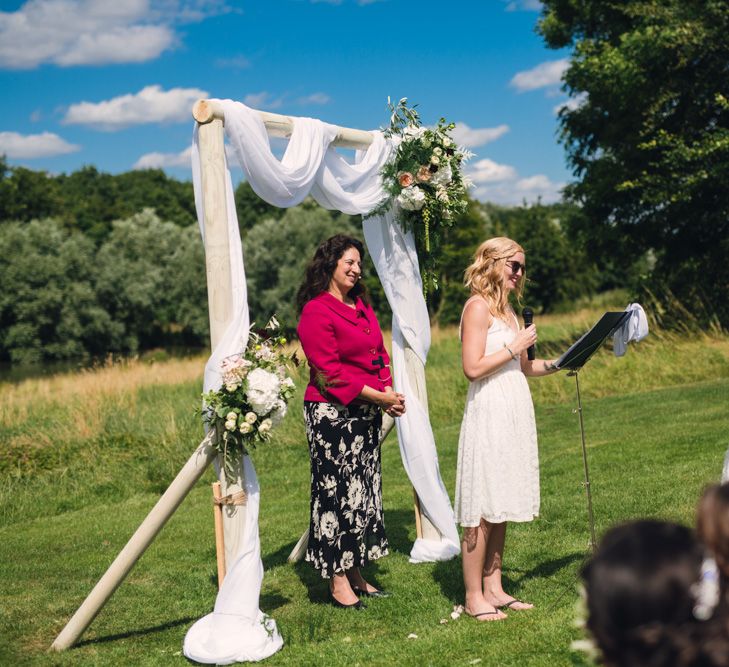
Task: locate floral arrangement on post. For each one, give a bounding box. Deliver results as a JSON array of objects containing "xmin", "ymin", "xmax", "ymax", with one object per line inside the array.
[
  {"xmin": 368, "ymin": 97, "xmax": 473, "ymax": 296},
  {"xmin": 202, "ymin": 316, "xmax": 297, "ymax": 483}
]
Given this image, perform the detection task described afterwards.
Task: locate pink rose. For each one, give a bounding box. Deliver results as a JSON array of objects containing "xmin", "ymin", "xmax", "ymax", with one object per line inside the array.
[
  {"xmin": 416, "ymin": 166, "xmax": 431, "ymax": 182},
  {"xmin": 398, "ymin": 171, "xmax": 414, "ymax": 187}
]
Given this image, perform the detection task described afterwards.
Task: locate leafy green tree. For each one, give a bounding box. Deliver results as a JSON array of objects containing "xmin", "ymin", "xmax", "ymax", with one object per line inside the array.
[
  {"xmin": 166, "ymin": 224, "xmax": 209, "ymax": 346},
  {"xmin": 113, "ymin": 169, "xmax": 197, "ymax": 228},
  {"xmin": 234, "ymin": 180, "xmax": 285, "ymax": 234},
  {"xmin": 538, "ymin": 0, "xmax": 729, "ymax": 324},
  {"xmin": 0, "ymin": 220, "xmax": 115, "ymax": 363},
  {"xmin": 95, "ymin": 210, "xmax": 205, "ymax": 352},
  {"xmin": 0, "ymin": 159, "xmax": 61, "ymax": 223},
  {"xmin": 429, "ymin": 197, "xmax": 491, "ymax": 326}
]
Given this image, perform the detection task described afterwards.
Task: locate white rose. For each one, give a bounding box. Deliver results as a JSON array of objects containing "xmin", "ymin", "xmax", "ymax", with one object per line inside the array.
[
  {"xmin": 245, "ymin": 368, "xmax": 281, "ymax": 415},
  {"xmin": 258, "ymin": 418, "xmax": 273, "ymax": 434},
  {"xmin": 433, "ymin": 147, "xmax": 443, "ymax": 156},
  {"xmin": 245, "ymin": 411, "xmax": 257, "ymax": 424},
  {"xmin": 226, "ymin": 411, "xmax": 237, "ymax": 422},
  {"xmin": 224, "ymin": 420, "xmax": 236, "ymax": 431},
  {"xmin": 430, "ymin": 155, "xmax": 440, "ymax": 165},
  {"xmin": 396, "ymin": 185, "xmax": 426, "ymax": 211},
  {"xmin": 282, "ymin": 377, "xmax": 295, "ymax": 390},
  {"xmin": 225, "ymin": 382, "xmax": 239, "ymax": 392},
  {"xmin": 443, "ymin": 136, "xmax": 452, "ymax": 147},
  {"xmin": 239, "ymin": 422, "xmax": 252, "ymax": 434},
  {"xmin": 403, "ymin": 124, "xmax": 426, "ymax": 138},
  {"xmin": 431, "ymin": 163, "xmax": 452, "ymax": 187}
]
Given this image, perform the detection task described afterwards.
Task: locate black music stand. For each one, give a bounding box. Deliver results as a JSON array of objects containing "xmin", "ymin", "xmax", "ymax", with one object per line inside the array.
[{"xmin": 555, "ymin": 311, "xmax": 631, "ymax": 551}]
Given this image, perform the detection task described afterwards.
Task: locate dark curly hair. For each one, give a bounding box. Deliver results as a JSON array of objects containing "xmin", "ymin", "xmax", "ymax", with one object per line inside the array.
[
  {"xmin": 296, "ymin": 234, "xmax": 370, "ymax": 314},
  {"xmin": 581, "ymin": 519, "xmax": 729, "ymax": 667}
]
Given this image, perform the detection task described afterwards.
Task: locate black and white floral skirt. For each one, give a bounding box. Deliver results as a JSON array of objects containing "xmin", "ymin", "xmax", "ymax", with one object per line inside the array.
[{"xmin": 303, "ymin": 401, "xmax": 389, "ymax": 579}]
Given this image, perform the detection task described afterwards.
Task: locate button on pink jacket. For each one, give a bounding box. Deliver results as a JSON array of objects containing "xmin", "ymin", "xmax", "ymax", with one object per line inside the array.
[{"xmin": 297, "ymin": 292, "xmax": 392, "ymax": 405}]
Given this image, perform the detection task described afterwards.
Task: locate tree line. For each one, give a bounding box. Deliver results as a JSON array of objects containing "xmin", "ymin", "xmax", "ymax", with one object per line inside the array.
[{"xmin": 0, "ymin": 162, "xmax": 598, "ymax": 364}]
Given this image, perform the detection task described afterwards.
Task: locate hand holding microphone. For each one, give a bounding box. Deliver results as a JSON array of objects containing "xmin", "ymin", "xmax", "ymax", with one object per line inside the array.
[{"xmin": 522, "ymin": 307, "xmax": 536, "ymax": 360}]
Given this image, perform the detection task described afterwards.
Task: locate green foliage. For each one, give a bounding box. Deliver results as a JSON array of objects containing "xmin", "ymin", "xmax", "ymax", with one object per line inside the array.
[
  {"xmin": 538, "ymin": 0, "xmax": 729, "ymax": 326},
  {"xmin": 0, "ymin": 212, "xmax": 208, "ymax": 362},
  {"xmin": 428, "ymin": 199, "xmax": 600, "ymax": 325},
  {"xmin": 0, "ymin": 161, "xmax": 196, "ymax": 241},
  {"xmin": 0, "ymin": 220, "xmax": 115, "ymax": 363},
  {"xmin": 428, "ymin": 198, "xmax": 489, "ymax": 326},
  {"xmin": 234, "ymin": 180, "xmax": 285, "ymax": 234},
  {"xmin": 95, "ymin": 210, "xmax": 207, "ymax": 352}
]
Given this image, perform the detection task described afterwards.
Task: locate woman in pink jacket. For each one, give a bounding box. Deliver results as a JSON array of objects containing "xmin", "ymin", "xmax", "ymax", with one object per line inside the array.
[{"xmin": 296, "ymin": 234, "xmax": 405, "ymax": 610}]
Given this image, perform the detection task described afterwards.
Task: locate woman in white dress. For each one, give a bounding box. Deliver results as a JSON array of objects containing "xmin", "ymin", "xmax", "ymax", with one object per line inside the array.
[{"xmin": 455, "ymin": 237, "xmax": 560, "ymax": 621}]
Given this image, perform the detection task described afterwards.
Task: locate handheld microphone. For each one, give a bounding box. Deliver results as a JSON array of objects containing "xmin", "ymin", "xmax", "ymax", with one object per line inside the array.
[{"xmin": 522, "ymin": 307, "xmax": 535, "ymax": 360}]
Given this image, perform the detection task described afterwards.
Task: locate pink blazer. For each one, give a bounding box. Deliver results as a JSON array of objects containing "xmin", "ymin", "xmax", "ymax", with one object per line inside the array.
[{"xmin": 297, "ymin": 292, "xmax": 392, "ymax": 405}]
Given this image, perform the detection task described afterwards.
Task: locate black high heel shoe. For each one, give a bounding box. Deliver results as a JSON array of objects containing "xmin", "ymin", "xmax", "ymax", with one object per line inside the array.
[
  {"xmin": 329, "ymin": 592, "xmax": 366, "ymax": 610},
  {"xmin": 352, "ymin": 586, "xmax": 391, "ymax": 599}
]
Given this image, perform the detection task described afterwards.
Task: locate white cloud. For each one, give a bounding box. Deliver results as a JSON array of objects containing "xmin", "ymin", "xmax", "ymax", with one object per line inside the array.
[
  {"xmin": 553, "ymin": 92, "xmax": 588, "ymax": 115},
  {"xmin": 243, "ymin": 91, "xmax": 284, "ymax": 110},
  {"xmin": 451, "ymin": 123, "xmax": 509, "ymax": 149},
  {"xmin": 297, "ymin": 92, "xmax": 331, "ymax": 105},
  {"xmin": 0, "ymin": 131, "xmax": 80, "ymax": 158},
  {"xmin": 215, "ymin": 54, "xmax": 251, "ymax": 69},
  {"xmin": 133, "ymin": 146, "xmax": 191, "ymax": 169},
  {"xmin": 466, "ymin": 158, "xmax": 564, "ymax": 205},
  {"xmin": 63, "ymin": 85, "xmax": 209, "ymax": 130},
  {"xmin": 0, "ymin": 1, "xmax": 175, "ymax": 69},
  {"xmin": 504, "ymin": 0, "xmax": 542, "ymax": 11},
  {"xmin": 510, "ymin": 59, "xmax": 569, "ymax": 92},
  {"xmin": 134, "ymin": 143, "xmax": 242, "ymax": 170},
  {"xmin": 468, "ymin": 158, "xmax": 517, "ymax": 184},
  {"xmin": 0, "ymin": 0, "xmax": 231, "ymax": 69}
]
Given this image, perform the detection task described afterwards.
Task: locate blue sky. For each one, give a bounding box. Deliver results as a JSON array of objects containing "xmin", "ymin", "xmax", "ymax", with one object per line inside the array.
[{"xmin": 0, "ymin": 0, "xmax": 576, "ymax": 205}]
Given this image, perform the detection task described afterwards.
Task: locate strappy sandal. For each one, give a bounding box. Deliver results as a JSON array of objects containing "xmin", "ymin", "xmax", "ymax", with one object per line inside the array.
[
  {"xmin": 496, "ymin": 599, "xmax": 532, "ymax": 611},
  {"xmin": 467, "ymin": 609, "xmax": 506, "ymax": 621}
]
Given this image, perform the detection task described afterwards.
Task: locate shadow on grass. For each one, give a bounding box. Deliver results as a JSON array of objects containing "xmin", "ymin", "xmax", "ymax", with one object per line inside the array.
[
  {"xmin": 262, "ymin": 539, "xmax": 301, "ymax": 572},
  {"xmin": 260, "ymin": 591, "xmax": 290, "ymax": 612},
  {"xmin": 432, "ymin": 549, "xmax": 585, "ymax": 605},
  {"xmin": 76, "ymin": 616, "xmax": 196, "ymax": 647}
]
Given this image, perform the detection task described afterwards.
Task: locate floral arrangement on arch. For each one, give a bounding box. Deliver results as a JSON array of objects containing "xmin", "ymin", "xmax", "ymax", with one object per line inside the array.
[
  {"xmin": 369, "ymin": 97, "xmax": 473, "ymax": 296},
  {"xmin": 202, "ymin": 316, "xmax": 297, "ymax": 482}
]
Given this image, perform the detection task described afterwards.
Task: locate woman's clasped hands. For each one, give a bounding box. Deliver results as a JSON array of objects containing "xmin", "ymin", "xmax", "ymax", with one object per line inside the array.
[{"xmin": 381, "ymin": 387, "xmax": 406, "ymax": 418}]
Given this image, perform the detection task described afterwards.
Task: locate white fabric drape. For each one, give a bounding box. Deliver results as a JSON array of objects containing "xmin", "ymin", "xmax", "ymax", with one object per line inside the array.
[
  {"xmin": 185, "ymin": 99, "xmax": 459, "ymax": 662},
  {"xmin": 185, "ymin": 124, "xmax": 283, "ymax": 664},
  {"xmin": 613, "ymin": 303, "xmax": 649, "ymax": 356}
]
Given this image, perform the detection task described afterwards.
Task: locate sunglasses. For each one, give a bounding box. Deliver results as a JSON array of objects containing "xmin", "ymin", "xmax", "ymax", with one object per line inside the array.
[{"xmin": 505, "ymin": 260, "xmax": 526, "ymax": 275}]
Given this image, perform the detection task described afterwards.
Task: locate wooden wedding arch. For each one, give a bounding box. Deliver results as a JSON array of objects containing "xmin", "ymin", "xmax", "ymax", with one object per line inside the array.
[{"xmin": 51, "ymin": 100, "xmax": 442, "ymax": 652}]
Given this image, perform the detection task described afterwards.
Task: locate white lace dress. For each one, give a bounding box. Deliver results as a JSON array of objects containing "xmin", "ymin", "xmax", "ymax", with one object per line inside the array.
[{"xmin": 455, "ymin": 308, "xmax": 540, "ymax": 526}]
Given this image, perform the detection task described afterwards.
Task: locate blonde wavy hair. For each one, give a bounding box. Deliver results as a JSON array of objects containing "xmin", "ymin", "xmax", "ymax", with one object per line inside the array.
[{"xmin": 464, "ymin": 237, "xmax": 525, "ymax": 319}]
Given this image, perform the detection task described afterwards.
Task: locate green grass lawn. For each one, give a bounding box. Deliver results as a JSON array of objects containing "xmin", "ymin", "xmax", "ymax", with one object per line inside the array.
[{"xmin": 1, "ymin": 326, "xmax": 728, "ymax": 666}]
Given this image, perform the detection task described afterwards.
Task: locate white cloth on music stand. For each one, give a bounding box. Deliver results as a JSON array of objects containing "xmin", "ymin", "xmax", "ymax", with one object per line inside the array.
[{"xmin": 613, "ymin": 303, "xmax": 648, "ymax": 356}]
